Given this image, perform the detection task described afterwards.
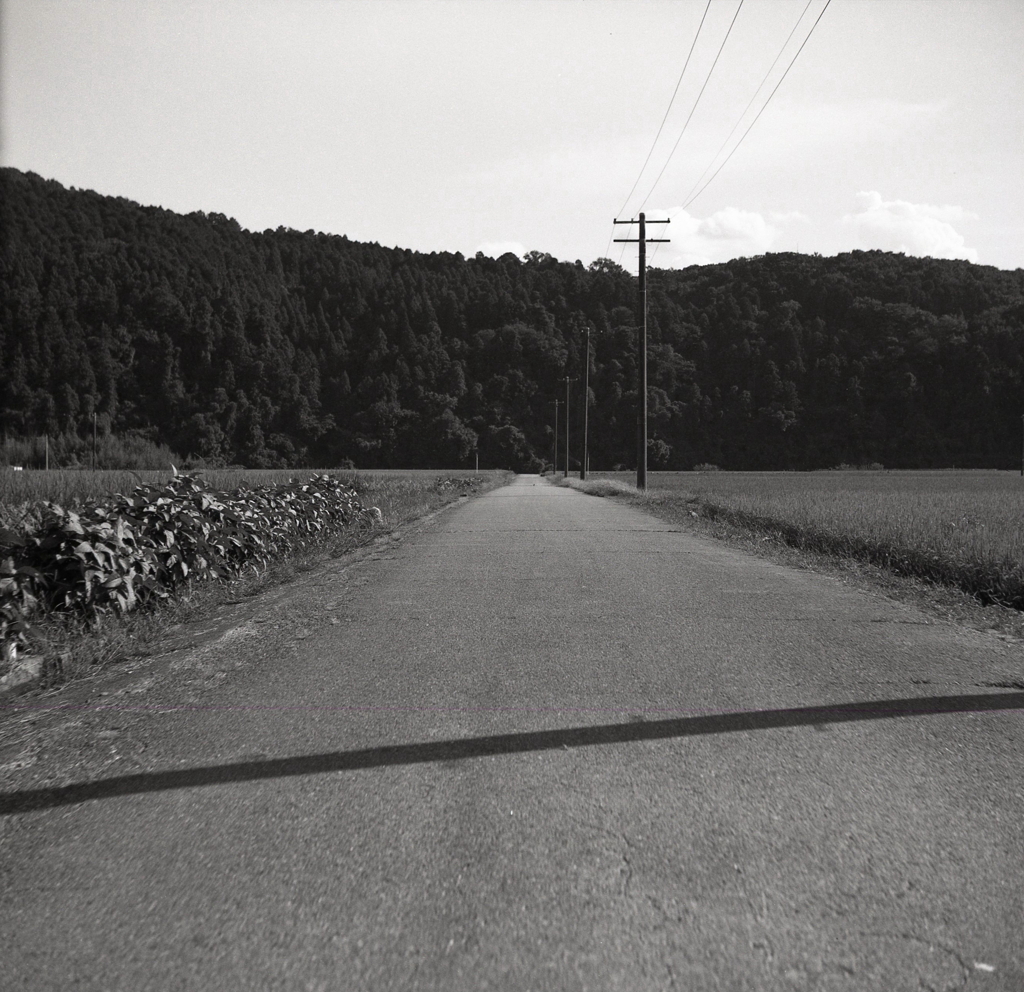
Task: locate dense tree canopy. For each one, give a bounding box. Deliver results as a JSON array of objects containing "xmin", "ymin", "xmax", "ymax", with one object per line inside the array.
[{"xmin": 3, "ymin": 167, "xmax": 1024, "ymax": 471}]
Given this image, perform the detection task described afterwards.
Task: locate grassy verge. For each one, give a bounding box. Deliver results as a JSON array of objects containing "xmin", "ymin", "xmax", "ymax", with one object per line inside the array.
[
  {"xmin": 7, "ymin": 470, "xmax": 512, "ymax": 691},
  {"xmin": 554, "ymin": 473, "xmax": 1024, "ymax": 640}
]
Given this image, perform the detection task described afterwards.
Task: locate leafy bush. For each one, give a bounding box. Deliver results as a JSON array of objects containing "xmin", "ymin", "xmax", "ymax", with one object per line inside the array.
[{"xmin": 0, "ymin": 471, "xmax": 377, "ymax": 658}]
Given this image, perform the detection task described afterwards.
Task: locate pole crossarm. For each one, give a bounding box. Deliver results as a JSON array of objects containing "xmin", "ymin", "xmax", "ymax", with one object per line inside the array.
[{"xmin": 613, "ymin": 217, "xmax": 670, "ymax": 244}]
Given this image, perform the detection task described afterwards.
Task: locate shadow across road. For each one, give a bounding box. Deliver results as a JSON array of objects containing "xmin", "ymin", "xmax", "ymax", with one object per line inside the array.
[{"xmin": 3, "ymin": 691, "xmax": 1022, "ymax": 815}]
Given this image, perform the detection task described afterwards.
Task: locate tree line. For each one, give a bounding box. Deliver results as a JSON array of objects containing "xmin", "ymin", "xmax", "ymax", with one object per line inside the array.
[{"xmin": 3, "ymin": 166, "xmax": 1024, "ymax": 472}]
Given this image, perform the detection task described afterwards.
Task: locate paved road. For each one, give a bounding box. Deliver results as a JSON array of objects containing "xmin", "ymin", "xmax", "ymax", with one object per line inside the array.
[{"xmin": 2, "ymin": 475, "xmax": 1023, "ymax": 990}]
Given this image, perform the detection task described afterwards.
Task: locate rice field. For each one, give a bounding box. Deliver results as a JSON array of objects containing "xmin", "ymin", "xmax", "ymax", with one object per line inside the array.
[{"xmin": 590, "ymin": 470, "xmax": 1024, "ymax": 609}]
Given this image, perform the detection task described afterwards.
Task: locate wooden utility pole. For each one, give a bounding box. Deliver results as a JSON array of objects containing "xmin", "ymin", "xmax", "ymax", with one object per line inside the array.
[
  {"xmin": 614, "ymin": 212, "xmax": 670, "ymax": 490},
  {"xmin": 561, "ymin": 377, "xmax": 577, "ymax": 478},
  {"xmin": 552, "ymin": 399, "xmax": 560, "ymax": 474},
  {"xmin": 581, "ymin": 325, "xmax": 591, "ymax": 481}
]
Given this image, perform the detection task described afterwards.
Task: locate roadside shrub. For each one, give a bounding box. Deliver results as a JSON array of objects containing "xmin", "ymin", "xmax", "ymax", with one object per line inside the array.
[{"xmin": 0, "ymin": 471, "xmax": 377, "ymax": 659}]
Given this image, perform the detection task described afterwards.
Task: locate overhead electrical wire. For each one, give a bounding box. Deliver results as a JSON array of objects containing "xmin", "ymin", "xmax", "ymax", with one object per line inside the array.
[
  {"xmin": 609, "ymin": 0, "xmax": 830, "ymax": 273},
  {"xmin": 638, "ymin": 0, "xmax": 745, "ymax": 213},
  {"xmin": 679, "ymin": 0, "xmax": 814, "ymax": 209},
  {"xmin": 615, "ymin": 221, "xmax": 634, "ymax": 268},
  {"xmin": 683, "ymin": 0, "xmax": 832, "ymax": 209},
  {"xmin": 602, "ymin": 0, "xmax": 711, "ymax": 264},
  {"xmin": 649, "ymin": 0, "xmax": 829, "ymax": 269},
  {"xmin": 615, "ymin": 0, "xmax": 713, "ymax": 222}
]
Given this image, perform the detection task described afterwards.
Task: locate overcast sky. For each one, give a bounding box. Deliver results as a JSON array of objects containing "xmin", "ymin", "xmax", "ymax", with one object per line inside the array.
[{"xmin": 3, "ymin": 0, "xmax": 1022, "ymax": 272}]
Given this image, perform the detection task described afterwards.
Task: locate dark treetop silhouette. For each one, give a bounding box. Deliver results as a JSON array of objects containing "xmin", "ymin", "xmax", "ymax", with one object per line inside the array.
[{"xmin": 3, "ymin": 167, "xmax": 1024, "ymax": 472}]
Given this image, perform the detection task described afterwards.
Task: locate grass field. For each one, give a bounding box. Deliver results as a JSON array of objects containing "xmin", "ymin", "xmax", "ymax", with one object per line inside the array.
[{"xmin": 580, "ymin": 470, "xmax": 1024, "ymax": 610}]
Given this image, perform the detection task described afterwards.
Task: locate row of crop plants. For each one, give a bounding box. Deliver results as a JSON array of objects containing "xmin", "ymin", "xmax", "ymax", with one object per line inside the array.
[{"xmin": 0, "ymin": 471, "xmax": 379, "ymax": 664}]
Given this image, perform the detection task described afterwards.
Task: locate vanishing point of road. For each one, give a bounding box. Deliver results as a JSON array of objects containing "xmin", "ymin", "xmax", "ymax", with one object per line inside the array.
[{"xmin": 2, "ymin": 475, "xmax": 1022, "ymax": 990}]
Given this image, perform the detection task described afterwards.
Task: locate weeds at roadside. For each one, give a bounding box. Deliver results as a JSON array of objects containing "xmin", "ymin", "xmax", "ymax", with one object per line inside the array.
[{"xmin": 3, "ymin": 470, "xmax": 510, "ymax": 692}]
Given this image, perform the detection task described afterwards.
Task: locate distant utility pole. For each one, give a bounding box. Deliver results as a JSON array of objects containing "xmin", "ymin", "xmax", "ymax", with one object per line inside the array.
[
  {"xmin": 561, "ymin": 377, "xmax": 577, "ymax": 478},
  {"xmin": 614, "ymin": 211, "xmax": 670, "ymax": 490},
  {"xmin": 552, "ymin": 398, "xmax": 560, "ymax": 474},
  {"xmin": 581, "ymin": 325, "xmax": 590, "ymax": 481}
]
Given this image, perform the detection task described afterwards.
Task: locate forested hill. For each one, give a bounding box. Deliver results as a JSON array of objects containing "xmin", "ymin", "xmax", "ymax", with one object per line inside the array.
[{"xmin": 4, "ymin": 167, "xmax": 1024, "ymax": 471}]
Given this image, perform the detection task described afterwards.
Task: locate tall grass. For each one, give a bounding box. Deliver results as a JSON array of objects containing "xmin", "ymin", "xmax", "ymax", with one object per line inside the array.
[
  {"xmin": 1, "ymin": 432, "xmax": 179, "ymax": 471},
  {"xmin": 588, "ymin": 470, "xmax": 1024, "ymax": 609}
]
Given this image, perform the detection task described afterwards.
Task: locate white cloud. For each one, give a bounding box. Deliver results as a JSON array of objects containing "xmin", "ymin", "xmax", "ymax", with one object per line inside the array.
[
  {"xmin": 769, "ymin": 210, "xmax": 811, "ymax": 226},
  {"xmin": 475, "ymin": 240, "xmax": 525, "ymax": 259},
  {"xmin": 841, "ymin": 191, "xmax": 978, "ymax": 262},
  {"xmin": 657, "ymin": 206, "xmax": 807, "ymax": 267}
]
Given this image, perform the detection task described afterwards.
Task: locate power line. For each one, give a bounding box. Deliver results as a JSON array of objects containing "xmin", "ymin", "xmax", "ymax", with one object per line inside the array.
[
  {"xmin": 615, "ymin": 221, "xmax": 634, "ymax": 269},
  {"xmin": 680, "ymin": 0, "xmax": 814, "ymax": 208},
  {"xmin": 684, "ymin": 0, "xmax": 832, "ymax": 209},
  {"xmin": 646, "ymin": 0, "xmax": 828, "ymax": 271},
  {"xmin": 603, "ymin": 1, "xmax": 711, "ymax": 263},
  {"xmin": 614, "ymin": 0, "xmax": 713, "ymax": 221},
  {"xmin": 638, "ymin": 0, "xmax": 746, "ymax": 213}
]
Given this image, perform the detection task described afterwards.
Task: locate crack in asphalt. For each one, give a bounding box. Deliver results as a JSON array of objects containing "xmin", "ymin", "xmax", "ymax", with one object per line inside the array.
[
  {"xmin": 858, "ymin": 931, "xmax": 971, "ymax": 990},
  {"xmin": 618, "ymin": 832, "xmax": 634, "ymax": 901}
]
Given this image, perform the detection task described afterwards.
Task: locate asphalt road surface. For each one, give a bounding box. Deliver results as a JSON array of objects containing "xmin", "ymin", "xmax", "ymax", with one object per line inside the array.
[{"xmin": 2, "ymin": 475, "xmax": 1023, "ymax": 991}]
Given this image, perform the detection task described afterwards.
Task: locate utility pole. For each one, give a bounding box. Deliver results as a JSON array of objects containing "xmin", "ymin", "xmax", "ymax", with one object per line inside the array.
[
  {"xmin": 552, "ymin": 399, "xmax": 560, "ymax": 474},
  {"xmin": 560, "ymin": 377, "xmax": 577, "ymax": 478},
  {"xmin": 614, "ymin": 211, "xmax": 670, "ymax": 490},
  {"xmin": 581, "ymin": 325, "xmax": 590, "ymax": 480}
]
